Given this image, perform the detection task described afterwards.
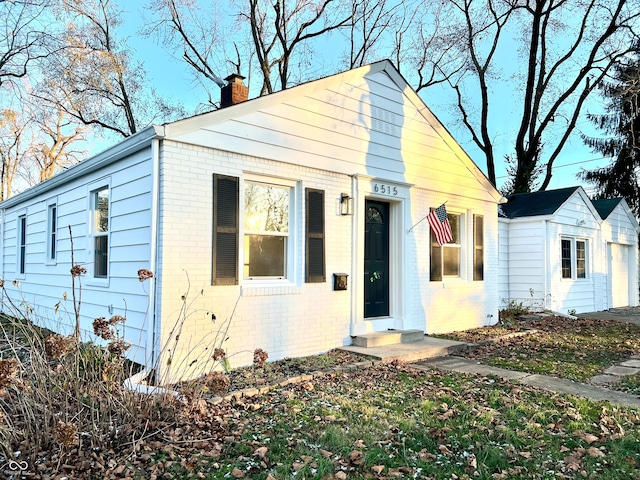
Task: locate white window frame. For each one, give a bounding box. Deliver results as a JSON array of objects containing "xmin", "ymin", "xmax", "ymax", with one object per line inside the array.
[
  {"xmin": 46, "ymin": 199, "xmax": 58, "ymax": 265},
  {"xmin": 16, "ymin": 212, "xmax": 27, "ymax": 277},
  {"xmin": 87, "ymin": 180, "xmax": 111, "ymax": 286},
  {"xmin": 241, "ymin": 174, "xmax": 296, "ymax": 284},
  {"xmin": 561, "ymin": 237, "xmax": 588, "ymax": 280},
  {"xmin": 430, "ymin": 209, "xmax": 465, "ymax": 281}
]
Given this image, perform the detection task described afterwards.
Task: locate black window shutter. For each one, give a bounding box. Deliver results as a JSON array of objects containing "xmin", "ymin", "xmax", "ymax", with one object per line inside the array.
[
  {"xmin": 473, "ymin": 214, "xmax": 484, "ymax": 281},
  {"xmin": 306, "ymin": 188, "xmax": 325, "ymax": 283},
  {"xmin": 212, "ymin": 174, "xmax": 239, "ymax": 285}
]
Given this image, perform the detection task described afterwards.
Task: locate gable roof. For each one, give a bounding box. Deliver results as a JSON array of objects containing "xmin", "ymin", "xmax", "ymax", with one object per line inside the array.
[
  {"xmin": 164, "ymin": 59, "xmax": 501, "ymax": 202},
  {"xmin": 499, "ymin": 187, "xmax": 580, "ymax": 218},
  {"xmin": 591, "ymin": 198, "xmax": 622, "ymax": 219}
]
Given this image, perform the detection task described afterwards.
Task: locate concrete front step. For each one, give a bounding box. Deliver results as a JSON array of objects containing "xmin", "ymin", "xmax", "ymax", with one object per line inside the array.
[
  {"xmin": 339, "ymin": 336, "xmax": 468, "ymax": 364},
  {"xmin": 351, "ymin": 329, "xmax": 425, "ymax": 347}
]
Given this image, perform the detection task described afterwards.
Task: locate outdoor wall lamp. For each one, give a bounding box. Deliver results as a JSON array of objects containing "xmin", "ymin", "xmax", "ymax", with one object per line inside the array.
[{"xmin": 340, "ymin": 193, "xmax": 353, "ymax": 216}]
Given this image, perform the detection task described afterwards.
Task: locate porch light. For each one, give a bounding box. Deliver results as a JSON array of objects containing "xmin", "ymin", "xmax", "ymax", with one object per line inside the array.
[{"xmin": 340, "ymin": 193, "xmax": 353, "ymax": 216}]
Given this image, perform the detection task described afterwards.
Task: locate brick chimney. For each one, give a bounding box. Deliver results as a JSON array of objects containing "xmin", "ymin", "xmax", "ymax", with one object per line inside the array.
[{"xmin": 220, "ymin": 74, "xmax": 249, "ymax": 108}]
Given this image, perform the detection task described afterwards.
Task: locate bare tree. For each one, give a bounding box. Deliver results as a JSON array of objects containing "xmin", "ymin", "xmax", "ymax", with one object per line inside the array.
[
  {"xmin": 248, "ymin": 0, "xmax": 353, "ymax": 93},
  {"xmin": 34, "ymin": 0, "xmax": 185, "ymax": 139},
  {"xmin": 145, "ymin": 0, "xmax": 230, "ymax": 108},
  {"xmin": 0, "ymin": 0, "xmax": 53, "ymax": 88},
  {"xmin": 440, "ymin": 0, "xmax": 640, "ymax": 191},
  {"xmin": 147, "ymin": 0, "xmax": 354, "ymax": 100},
  {"xmin": 28, "ymin": 105, "xmax": 86, "ymax": 184},
  {"xmin": 343, "ymin": 0, "xmax": 398, "ymax": 69},
  {"xmin": 0, "ymin": 109, "xmax": 29, "ymax": 200}
]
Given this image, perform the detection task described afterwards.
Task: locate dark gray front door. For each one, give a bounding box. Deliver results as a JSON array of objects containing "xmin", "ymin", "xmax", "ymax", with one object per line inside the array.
[{"xmin": 364, "ymin": 200, "xmax": 389, "ymax": 318}]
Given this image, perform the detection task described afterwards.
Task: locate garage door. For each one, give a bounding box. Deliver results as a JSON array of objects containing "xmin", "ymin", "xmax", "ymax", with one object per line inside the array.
[{"xmin": 609, "ymin": 243, "xmax": 630, "ymax": 308}]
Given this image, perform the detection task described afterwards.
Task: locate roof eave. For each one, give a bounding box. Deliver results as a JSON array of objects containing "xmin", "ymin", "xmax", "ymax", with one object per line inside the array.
[{"xmin": 0, "ymin": 125, "xmax": 164, "ymax": 210}]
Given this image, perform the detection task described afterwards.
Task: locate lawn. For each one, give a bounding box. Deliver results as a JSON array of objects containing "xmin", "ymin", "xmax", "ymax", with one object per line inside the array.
[
  {"xmin": 2, "ymin": 314, "xmax": 640, "ymax": 479},
  {"xmin": 440, "ymin": 316, "xmax": 640, "ymax": 383}
]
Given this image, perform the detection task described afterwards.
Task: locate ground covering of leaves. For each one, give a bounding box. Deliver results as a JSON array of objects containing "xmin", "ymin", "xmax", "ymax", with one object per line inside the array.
[
  {"xmin": 15, "ymin": 361, "xmax": 640, "ymax": 479},
  {"xmin": 440, "ymin": 316, "xmax": 640, "ymax": 384}
]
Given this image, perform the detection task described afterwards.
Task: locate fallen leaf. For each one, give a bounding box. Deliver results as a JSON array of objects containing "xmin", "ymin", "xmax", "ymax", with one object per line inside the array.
[
  {"xmin": 253, "ymin": 446, "xmax": 268, "ymax": 460},
  {"xmin": 371, "ymin": 465, "xmax": 385, "ymax": 475},
  {"xmin": 231, "ymin": 467, "xmax": 244, "ymax": 478},
  {"xmin": 578, "ymin": 432, "xmax": 599, "ymax": 444},
  {"xmin": 319, "ymin": 449, "xmax": 332, "ymax": 458},
  {"xmin": 335, "ymin": 471, "xmax": 347, "ymax": 480},
  {"xmin": 586, "ymin": 447, "xmax": 605, "ymax": 458},
  {"xmin": 349, "ymin": 450, "xmax": 364, "ymax": 465},
  {"xmin": 438, "ymin": 444, "xmax": 452, "ymax": 455},
  {"xmin": 354, "ymin": 439, "xmax": 367, "ymax": 448}
]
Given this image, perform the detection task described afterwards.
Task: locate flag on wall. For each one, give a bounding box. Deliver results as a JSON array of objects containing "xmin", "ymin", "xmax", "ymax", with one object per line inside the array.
[{"xmin": 428, "ymin": 204, "xmax": 453, "ymax": 246}]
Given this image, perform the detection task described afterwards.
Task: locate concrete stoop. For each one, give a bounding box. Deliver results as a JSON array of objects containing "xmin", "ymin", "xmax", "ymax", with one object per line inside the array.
[
  {"xmin": 340, "ymin": 332, "xmax": 468, "ymax": 364},
  {"xmin": 351, "ymin": 329, "xmax": 424, "ymax": 348}
]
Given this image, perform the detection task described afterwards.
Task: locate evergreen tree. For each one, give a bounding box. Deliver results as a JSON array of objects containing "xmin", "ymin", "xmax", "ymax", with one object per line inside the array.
[{"xmin": 579, "ymin": 45, "xmax": 640, "ymax": 217}]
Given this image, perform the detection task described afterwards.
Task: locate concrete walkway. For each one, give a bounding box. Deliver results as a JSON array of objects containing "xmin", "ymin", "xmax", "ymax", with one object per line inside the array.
[{"xmin": 413, "ymin": 356, "xmax": 640, "ymax": 409}]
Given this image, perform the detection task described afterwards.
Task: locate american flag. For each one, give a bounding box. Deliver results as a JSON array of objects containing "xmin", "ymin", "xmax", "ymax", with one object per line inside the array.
[{"xmin": 427, "ymin": 204, "xmax": 453, "ymax": 246}]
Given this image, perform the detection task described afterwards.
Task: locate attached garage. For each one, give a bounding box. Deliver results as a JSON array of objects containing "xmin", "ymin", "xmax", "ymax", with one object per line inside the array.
[
  {"xmin": 608, "ymin": 243, "xmax": 631, "ymax": 308},
  {"xmin": 593, "ymin": 199, "xmax": 639, "ymax": 310}
]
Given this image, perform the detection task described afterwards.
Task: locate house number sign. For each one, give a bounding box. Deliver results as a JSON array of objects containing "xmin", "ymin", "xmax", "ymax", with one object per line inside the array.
[{"xmin": 373, "ymin": 183, "xmax": 398, "ymax": 196}]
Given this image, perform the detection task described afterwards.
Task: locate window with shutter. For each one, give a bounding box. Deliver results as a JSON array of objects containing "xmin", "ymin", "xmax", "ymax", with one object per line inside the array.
[
  {"xmin": 306, "ymin": 188, "xmax": 325, "ymax": 283},
  {"xmin": 212, "ymin": 174, "xmax": 239, "ymax": 285}
]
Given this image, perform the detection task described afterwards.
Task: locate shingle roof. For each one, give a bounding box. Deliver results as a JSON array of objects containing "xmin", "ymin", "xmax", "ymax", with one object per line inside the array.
[
  {"xmin": 499, "ymin": 187, "xmax": 580, "ymax": 219},
  {"xmin": 591, "ymin": 198, "xmax": 622, "ymax": 220}
]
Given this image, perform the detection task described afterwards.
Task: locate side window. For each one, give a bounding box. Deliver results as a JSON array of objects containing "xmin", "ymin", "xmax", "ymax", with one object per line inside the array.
[
  {"xmin": 576, "ymin": 240, "xmax": 586, "ymax": 279},
  {"xmin": 473, "ymin": 215, "xmax": 484, "ymax": 281},
  {"xmin": 430, "ymin": 211, "xmax": 460, "ymax": 281},
  {"xmin": 561, "ymin": 237, "xmax": 588, "ymax": 280},
  {"xmin": 92, "ymin": 186, "xmax": 109, "ymax": 278},
  {"xmin": 47, "ymin": 203, "xmax": 57, "ymax": 262},
  {"xmin": 18, "ymin": 214, "xmax": 26, "ymax": 275},
  {"xmin": 243, "ymin": 181, "xmax": 291, "ymax": 279},
  {"xmin": 561, "ymin": 238, "xmax": 572, "ymax": 279}
]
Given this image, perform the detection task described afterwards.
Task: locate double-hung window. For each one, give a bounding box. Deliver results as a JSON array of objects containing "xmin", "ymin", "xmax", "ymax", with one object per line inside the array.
[
  {"xmin": 243, "ymin": 181, "xmax": 291, "ymax": 279},
  {"xmin": 92, "ymin": 186, "xmax": 109, "ymax": 278},
  {"xmin": 430, "ymin": 211, "xmax": 461, "ymax": 281},
  {"xmin": 47, "ymin": 202, "xmax": 57, "ymax": 263},
  {"xmin": 561, "ymin": 237, "xmax": 587, "ymax": 279},
  {"xmin": 17, "ymin": 214, "xmax": 26, "ymax": 275}
]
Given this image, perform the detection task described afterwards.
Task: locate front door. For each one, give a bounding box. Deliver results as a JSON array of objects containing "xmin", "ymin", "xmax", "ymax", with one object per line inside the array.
[{"xmin": 364, "ymin": 200, "xmax": 390, "ymax": 318}]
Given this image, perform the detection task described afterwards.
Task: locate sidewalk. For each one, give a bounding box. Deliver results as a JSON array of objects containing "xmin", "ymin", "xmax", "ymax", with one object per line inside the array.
[{"xmin": 413, "ymin": 356, "xmax": 640, "ymax": 409}]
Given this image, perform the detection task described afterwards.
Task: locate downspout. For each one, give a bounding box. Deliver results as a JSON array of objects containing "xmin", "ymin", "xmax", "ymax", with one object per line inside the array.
[
  {"xmin": 349, "ymin": 174, "xmax": 358, "ymax": 337},
  {"xmin": 146, "ymin": 137, "xmax": 161, "ymax": 375},
  {"xmin": 542, "ymin": 219, "xmax": 549, "ymax": 310}
]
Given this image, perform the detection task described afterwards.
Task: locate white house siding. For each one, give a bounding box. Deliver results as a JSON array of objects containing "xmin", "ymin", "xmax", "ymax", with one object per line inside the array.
[
  {"xmin": 498, "ymin": 220, "xmax": 510, "ymax": 306},
  {"xmin": 544, "ymin": 195, "xmax": 601, "ymax": 314},
  {"xmin": 154, "ymin": 63, "xmax": 500, "ymax": 381},
  {"xmin": 409, "ymin": 188, "xmax": 499, "ymax": 335},
  {"xmin": 502, "ymin": 220, "xmax": 546, "ymax": 310},
  {"xmin": 154, "ymin": 142, "xmax": 355, "ymax": 382},
  {"xmin": 0, "ymin": 149, "xmax": 155, "ymax": 364}
]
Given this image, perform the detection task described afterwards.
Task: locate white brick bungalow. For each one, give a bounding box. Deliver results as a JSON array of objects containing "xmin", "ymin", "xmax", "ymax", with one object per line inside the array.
[
  {"xmin": 498, "ymin": 186, "xmax": 639, "ymax": 315},
  {"xmin": 0, "ymin": 61, "xmax": 501, "ymax": 382}
]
